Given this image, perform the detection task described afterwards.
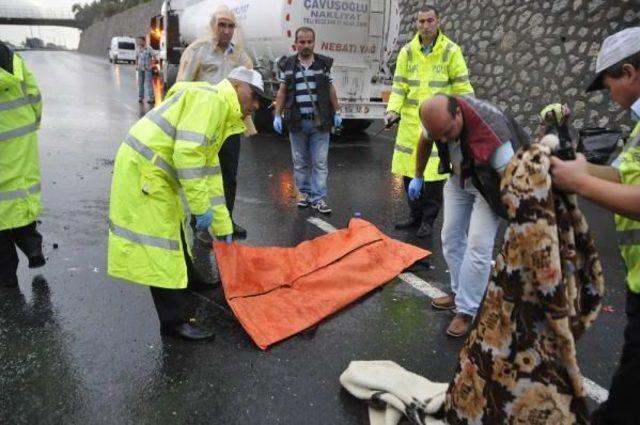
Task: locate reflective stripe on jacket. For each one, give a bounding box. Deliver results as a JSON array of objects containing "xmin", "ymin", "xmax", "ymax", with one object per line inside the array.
[
  {"xmin": 615, "ymin": 122, "xmax": 640, "ymax": 293},
  {"xmin": 0, "ymin": 51, "xmax": 43, "ymax": 230},
  {"xmin": 107, "ymin": 79, "xmax": 246, "ymax": 289},
  {"xmin": 387, "ymin": 31, "xmax": 474, "ymax": 181}
]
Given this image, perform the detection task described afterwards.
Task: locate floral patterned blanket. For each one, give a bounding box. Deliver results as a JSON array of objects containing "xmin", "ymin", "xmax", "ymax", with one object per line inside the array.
[{"xmin": 445, "ymin": 138, "xmax": 605, "ymax": 424}]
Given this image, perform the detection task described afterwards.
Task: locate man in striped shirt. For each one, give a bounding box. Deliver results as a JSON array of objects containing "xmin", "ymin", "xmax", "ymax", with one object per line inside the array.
[
  {"xmin": 273, "ymin": 27, "xmax": 341, "ymax": 214},
  {"xmin": 135, "ymin": 36, "xmax": 155, "ymax": 104}
]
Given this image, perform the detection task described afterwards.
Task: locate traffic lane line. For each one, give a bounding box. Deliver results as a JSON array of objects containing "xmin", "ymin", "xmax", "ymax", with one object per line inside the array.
[{"xmin": 305, "ymin": 216, "xmax": 610, "ymax": 404}]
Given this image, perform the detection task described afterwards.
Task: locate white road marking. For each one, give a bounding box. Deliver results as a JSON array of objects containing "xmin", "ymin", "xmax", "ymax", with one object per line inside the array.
[
  {"xmin": 236, "ymin": 196, "xmax": 268, "ymax": 205},
  {"xmin": 306, "ymin": 216, "xmax": 610, "ymax": 404},
  {"xmin": 398, "ymin": 272, "xmax": 447, "ymax": 299},
  {"xmin": 307, "ymin": 216, "xmax": 338, "ymax": 233}
]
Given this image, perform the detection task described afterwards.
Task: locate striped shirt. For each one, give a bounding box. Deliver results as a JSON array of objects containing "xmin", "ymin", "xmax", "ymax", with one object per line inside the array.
[
  {"xmin": 279, "ymin": 58, "xmax": 332, "ymax": 115},
  {"xmin": 136, "ymin": 46, "xmax": 155, "ymax": 71}
]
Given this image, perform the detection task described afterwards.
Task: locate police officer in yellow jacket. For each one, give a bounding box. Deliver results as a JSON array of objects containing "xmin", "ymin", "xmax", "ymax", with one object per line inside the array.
[
  {"xmin": 107, "ymin": 66, "xmax": 262, "ymax": 341},
  {"xmin": 0, "ymin": 42, "xmax": 46, "ymax": 288},
  {"xmin": 550, "ymin": 27, "xmax": 640, "ymax": 425},
  {"xmin": 384, "ymin": 5, "xmax": 474, "ymax": 238}
]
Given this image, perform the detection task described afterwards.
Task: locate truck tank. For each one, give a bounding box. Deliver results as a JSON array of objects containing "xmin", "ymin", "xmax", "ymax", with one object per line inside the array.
[{"xmin": 160, "ymin": 0, "xmax": 400, "ymax": 132}]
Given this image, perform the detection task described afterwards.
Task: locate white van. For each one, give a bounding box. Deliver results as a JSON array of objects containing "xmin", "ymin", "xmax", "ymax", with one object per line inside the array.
[{"xmin": 108, "ymin": 36, "xmax": 136, "ymax": 64}]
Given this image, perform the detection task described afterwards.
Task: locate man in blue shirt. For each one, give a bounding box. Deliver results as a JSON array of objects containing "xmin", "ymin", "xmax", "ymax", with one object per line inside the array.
[{"xmin": 135, "ymin": 36, "xmax": 155, "ymax": 104}]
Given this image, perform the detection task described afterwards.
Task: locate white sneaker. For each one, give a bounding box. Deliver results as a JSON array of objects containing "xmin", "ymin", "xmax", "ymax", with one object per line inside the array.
[{"xmin": 312, "ymin": 199, "xmax": 332, "ymax": 214}]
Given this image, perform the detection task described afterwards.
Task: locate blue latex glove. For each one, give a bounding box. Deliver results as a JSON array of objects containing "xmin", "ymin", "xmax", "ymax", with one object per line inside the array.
[
  {"xmin": 273, "ymin": 115, "xmax": 283, "ymax": 134},
  {"xmin": 408, "ymin": 177, "xmax": 424, "ymax": 201},
  {"xmin": 194, "ymin": 210, "xmax": 213, "ymax": 230},
  {"xmin": 333, "ymin": 113, "xmax": 342, "ymax": 128}
]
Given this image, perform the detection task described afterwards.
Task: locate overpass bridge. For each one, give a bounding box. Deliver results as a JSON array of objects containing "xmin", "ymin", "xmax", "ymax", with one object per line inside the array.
[{"xmin": 0, "ymin": 6, "xmax": 80, "ymax": 29}]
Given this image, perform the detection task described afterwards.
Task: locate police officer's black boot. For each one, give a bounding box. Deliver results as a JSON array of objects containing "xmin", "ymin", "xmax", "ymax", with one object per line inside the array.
[
  {"xmin": 161, "ymin": 322, "xmax": 215, "ymax": 341},
  {"xmin": 395, "ymin": 215, "xmax": 421, "ymax": 229}
]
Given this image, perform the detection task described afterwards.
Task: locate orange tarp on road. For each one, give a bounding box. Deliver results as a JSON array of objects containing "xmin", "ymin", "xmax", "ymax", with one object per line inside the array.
[{"xmin": 213, "ymin": 219, "xmax": 430, "ymax": 349}]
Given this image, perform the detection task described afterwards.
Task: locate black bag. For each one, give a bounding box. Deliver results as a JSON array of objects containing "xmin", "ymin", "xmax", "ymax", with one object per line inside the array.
[{"xmin": 577, "ymin": 127, "xmax": 622, "ymax": 165}]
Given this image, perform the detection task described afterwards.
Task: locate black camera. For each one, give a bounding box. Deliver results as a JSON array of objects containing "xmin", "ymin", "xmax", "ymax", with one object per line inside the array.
[{"xmin": 577, "ymin": 127, "xmax": 623, "ymax": 165}]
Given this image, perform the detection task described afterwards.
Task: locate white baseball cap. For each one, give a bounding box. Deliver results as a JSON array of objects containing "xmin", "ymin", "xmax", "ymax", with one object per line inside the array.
[
  {"xmin": 587, "ymin": 27, "xmax": 640, "ymax": 92},
  {"xmin": 228, "ymin": 66, "xmax": 266, "ymax": 98}
]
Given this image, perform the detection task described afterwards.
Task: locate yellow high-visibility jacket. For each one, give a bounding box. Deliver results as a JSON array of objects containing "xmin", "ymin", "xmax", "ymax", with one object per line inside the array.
[
  {"xmin": 615, "ymin": 121, "xmax": 640, "ymax": 293},
  {"xmin": 387, "ymin": 31, "xmax": 474, "ymax": 180},
  {"xmin": 0, "ymin": 52, "xmax": 43, "ymax": 230},
  {"xmin": 108, "ymin": 79, "xmax": 246, "ymax": 289}
]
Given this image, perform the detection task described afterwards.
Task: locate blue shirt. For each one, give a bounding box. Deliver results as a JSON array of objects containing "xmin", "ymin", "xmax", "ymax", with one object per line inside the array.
[{"xmin": 136, "ymin": 46, "xmax": 154, "ymax": 71}]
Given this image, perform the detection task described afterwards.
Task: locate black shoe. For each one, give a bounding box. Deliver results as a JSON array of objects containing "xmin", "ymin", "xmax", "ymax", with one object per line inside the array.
[
  {"xmin": 416, "ymin": 223, "xmax": 433, "ymax": 238},
  {"xmin": 161, "ymin": 323, "xmax": 215, "ymax": 341},
  {"xmin": 232, "ymin": 222, "xmax": 247, "ymax": 239},
  {"xmin": 147, "ymin": 99, "xmax": 155, "ymax": 104},
  {"xmin": 138, "ymin": 98, "xmax": 143, "ymax": 104},
  {"xmin": 28, "ymin": 254, "xmax": 46, "ymax": 268},
  {"xmin": 395, "ymin": 216, "xmax": 420, "ymax": 229},
  {"xmin": 195, "ymin": 229, "xmax": 213, "ymax": 246},
  {"xmin": 1, "ymin": 276, "xmax": 18, "ymax": 288}
]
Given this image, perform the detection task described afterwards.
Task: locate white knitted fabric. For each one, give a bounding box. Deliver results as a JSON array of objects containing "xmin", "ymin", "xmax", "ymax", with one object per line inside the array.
[{"xmin": 340, "ymin": 361, "xmax": 447, "ymax": 425}]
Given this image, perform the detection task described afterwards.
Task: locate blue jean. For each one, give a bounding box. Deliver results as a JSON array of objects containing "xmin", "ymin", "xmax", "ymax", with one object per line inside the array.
[
  {"xmin": 137, "ymin": 69, "xmax": 154, "ymax": 101},
  {"xmin": 441, "ymin": 175, "xmax": 500, "ymax": 316},
  {"xmin": 288, "ymin": 119, "xmax": 330, "ymax": 203}
]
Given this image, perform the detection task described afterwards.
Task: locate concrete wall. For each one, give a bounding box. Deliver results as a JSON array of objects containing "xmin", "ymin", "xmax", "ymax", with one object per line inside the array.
[
  {"xmin": 398, "ymin": 0, "xmax": 639, "ymax": 135},
  {"xmin": 77, "ymin": 0, "xmax": 163, "ymax": 58}
]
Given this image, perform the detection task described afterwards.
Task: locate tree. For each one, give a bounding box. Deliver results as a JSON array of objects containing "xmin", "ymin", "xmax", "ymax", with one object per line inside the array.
[{"xmin": 72, "ymin": 0, "xmax": 150, "ymax": 29}]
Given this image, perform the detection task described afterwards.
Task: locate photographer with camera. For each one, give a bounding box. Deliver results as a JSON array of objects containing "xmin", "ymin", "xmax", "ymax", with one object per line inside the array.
[{"xmin": 550, "ymin": 27, "xmax": 640, "ymax": 425}]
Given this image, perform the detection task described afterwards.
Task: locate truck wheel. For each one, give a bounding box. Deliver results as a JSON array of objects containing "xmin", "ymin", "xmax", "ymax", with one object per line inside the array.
[{"xmin": 341, "ymin": 119, "xmax": 372, "ymax": 134}]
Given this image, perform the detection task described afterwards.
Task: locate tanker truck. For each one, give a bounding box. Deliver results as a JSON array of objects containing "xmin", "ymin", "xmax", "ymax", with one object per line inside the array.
[{"xmin": 150, "ymin": 0, "xmax": 401, "ymax": 133}]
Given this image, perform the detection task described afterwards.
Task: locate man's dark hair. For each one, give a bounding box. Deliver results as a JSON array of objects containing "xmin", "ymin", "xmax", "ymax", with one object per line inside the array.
[
  {"xmin": 445, "ymin": 95, "xmax": 459, "ymax": 118},
  {"xmin": 138, "ymin": 36, "xmax": 145, "ymax": 42},
  {"xmin": 417, "ymin": 5, "xmax": 439, "ymax": 18},
  {"xmin": 604, "ymin": 51, "xmax": 640, "ymax": 79},
  {"xmin": 295, "ymin": 27, "xmax": 315, "ymax": 42}
]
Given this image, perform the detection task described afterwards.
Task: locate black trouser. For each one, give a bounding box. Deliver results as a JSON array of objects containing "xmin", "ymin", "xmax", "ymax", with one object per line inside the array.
[
  {"xmin": 219, "ymin": 133, "xmax": 241, "ymax": 216},
  {"xmin": 402, "ymin": 177, "xmax": 444, "ymax": 227},
  {"xmin": 591, "ymin": 289, "xmax": 640, "ymax": 425},
  {"xmin": 0, "ymin": 221, "xmax": 45, "ymax": 287},
  {"xmin": 149, "ymin": 229, "xmax": 206, "ymax": 328}
]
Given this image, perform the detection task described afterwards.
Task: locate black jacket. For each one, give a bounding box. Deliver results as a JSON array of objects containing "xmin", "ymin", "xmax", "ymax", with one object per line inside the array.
[{"xmin": 278, "ymin": 53, "xmax": 334, "ymax": 133}]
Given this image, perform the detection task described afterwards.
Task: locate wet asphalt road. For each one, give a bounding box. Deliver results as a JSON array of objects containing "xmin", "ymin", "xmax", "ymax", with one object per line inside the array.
[{"xmin": 0, "ymin": 51, "xmax": 629, "ymax": 424}]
